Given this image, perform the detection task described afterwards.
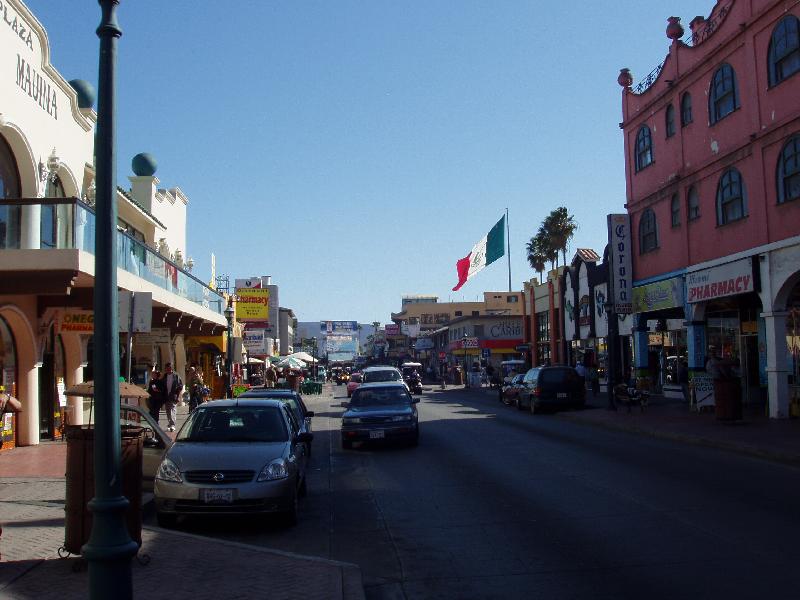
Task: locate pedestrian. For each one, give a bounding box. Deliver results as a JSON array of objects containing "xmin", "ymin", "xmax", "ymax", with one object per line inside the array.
[
  {"xmin": 147, "ymin": 369, "xmax": 165, "ymax": 423},
  {"xmin": 162, "ymin": 363, "xmax": 183, "ymax": 432},
  {"xmin": 678, "ymin": 359, "xmax": 690, "ymax": 403},
  {"xmin": 589, "ymin": 366, "xmax": 600, "ymax": 397},
  {"xmin": 188, "ymin": 366, "xmax": 204, "ymax": 412},
  {"xmin": 574, "ymin": 361, "xmax": 587, "ymax": 388}
]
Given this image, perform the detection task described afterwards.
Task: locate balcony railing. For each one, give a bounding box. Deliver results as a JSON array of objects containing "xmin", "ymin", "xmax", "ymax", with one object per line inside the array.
[{"xmin": 0, "ymin": 197, "xmax": 224, "ymax": 314}]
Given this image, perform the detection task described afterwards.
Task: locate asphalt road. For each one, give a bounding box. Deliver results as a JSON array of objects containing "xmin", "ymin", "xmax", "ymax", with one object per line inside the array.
[{"xmin": 146, "ymin": 384, "xmax": 800, "ymax": 600}]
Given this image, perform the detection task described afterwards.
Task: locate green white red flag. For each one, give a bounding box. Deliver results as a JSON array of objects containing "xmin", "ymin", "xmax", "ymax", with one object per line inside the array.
[{"xmin": 452, "ymin": 215, "xmax": 506, "ymax": 291}]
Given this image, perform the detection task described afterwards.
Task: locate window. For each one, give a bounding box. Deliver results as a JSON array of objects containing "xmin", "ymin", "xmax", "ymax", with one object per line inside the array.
[
  {"xmin": 716, "ymin": 168, "xmax": 748, "ymax": 225},
  {"xmin": 709, "ymin": 64, "xmax": 740, "ymax": 125},
  {"xmin": 768, "ymin": 15, "xmax": 800, "ymax": 87},
  {"xmin": 665, "ymin": 104, "xmax": 676, "ymax": 138},
  {"xmin": 0, "ymin": 134, "xmax": 21, "ymax": 249},
  {"xmin": 777, "ymin": 135, "xmax": 800, "ymax": 204},
  {"xmin": 635, "ymin": 126, "xmax": 654, "ymax": 171},
  {"xmin": 680, "ymin": 92, "xmax": 693, "ymax": 126},
  {"xmin": 670, "ymin": 194, "xmax": 680, "ymax": 227},
  {"xmin": 454, "ymin": 311, "xmax": 462, "ymax": 317},
  {"xmin": 471, "ymin": 310, "xmax": 480, "ymax": 317},
  {"xmin": 687, "ymin": 186, "xmax": 700, "ymax": 220},
  {"xmin": 506, "ymin": 295, "xmax": 519, "ymax": 303},
  {"xmin": 639, "ymin": 208, "xmax": 658, "ymax": 253}
]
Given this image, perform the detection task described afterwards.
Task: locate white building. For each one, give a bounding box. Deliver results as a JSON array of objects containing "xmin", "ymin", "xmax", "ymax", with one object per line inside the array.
[{"xmin": 0, "ymin": 0, "xmax": 226, "ymax": 447}]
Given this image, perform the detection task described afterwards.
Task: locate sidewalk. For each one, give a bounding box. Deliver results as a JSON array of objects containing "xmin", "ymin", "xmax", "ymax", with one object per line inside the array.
[
  {"xmin": 0, "ymin": 403, "xmax": 365, "ymax": 600},
  {"xmin": 463, "ymin": 384, "xmax": 800, "ymax": 465}
]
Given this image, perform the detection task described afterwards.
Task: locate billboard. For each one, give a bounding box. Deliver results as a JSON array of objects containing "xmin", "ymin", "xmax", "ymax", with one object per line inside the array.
[
  {"xmin": 243, "ymin": 328, "xmax": 268, "ymax": 354},
  {"xmin": 234, "ymin": 277, "xmax": 278, "ymax": 335},
  {"xmin": 326, "ymin": 334, "xmax": 358, "ymax": 361},
  {"xmin": 321, "ymin": 321, "xmax": 358, "ymax": 334},
  {"xmin": 235, "ymin": 287, "xmax": 270, "ymax": 322}
]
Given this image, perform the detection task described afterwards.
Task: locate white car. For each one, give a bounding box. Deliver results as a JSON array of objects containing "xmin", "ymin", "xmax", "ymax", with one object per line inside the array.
[{"xmin": 361, "ymin": 366, "xmax": 403, "ymax": 384}]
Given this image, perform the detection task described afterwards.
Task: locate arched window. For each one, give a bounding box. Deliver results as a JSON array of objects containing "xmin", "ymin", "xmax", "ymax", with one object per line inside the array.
[
  {"xmin": 709, "ymin": 64, "xmax": 740, "ymax": 125},
  {"xmin": 716, "ymin": 168, "xmax": 748, "ymax": 225},
  {"xmin": 681, "ymin": 92, "xmax": 693, "ymax": 126},
  {"xmin": 777, "ymin": 135, "xmax": 800, "ymax": 204},
  {"xmin": 0, "ymin": 134, "xmax": 21, "ymax": 249},
  {"xmin": 687, "ymin": 185, "xmax": 700, "ymax": 220},
  {"xmin": 665, "ymin": 104, "xmax": 676, "ymax": 138},
  {"xmin": 635, "ymin": 126, "xmax": 653, "ymax": 172},
  {"xmin": 768, "ymin": 15, "xmax": 800, "ymax": 87},
  {"xmin": 639, "ymin": 208, "xmax": 658, "ymax": 253},
  {"xmin": 671, "ymin": 194, "xmax": 680, "ymax": 227}
]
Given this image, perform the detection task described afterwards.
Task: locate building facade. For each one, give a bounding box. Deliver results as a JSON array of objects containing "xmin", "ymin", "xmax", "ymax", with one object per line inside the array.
[
  {"xmin": 1, "ymin": 0, "xmax": 226, "ymax": 447},
  {"xmin": 620, "ymin": 0, "xmax": 800, "ymax": 416}
]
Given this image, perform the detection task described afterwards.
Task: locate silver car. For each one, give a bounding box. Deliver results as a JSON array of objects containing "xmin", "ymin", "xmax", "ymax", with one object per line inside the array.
[{"xmin": 154, "ymin": 399, "xmax": 311, "ymax": 527}]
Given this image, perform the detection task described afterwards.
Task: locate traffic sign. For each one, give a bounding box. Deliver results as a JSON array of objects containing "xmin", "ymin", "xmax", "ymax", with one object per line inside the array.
[
  {"xmin": 481, "ymin": 348, "xmax": 491, "ymax": 359},
  {"xmin": 515, "ymin": 344, "xmax": 531, "ymax": 352}
]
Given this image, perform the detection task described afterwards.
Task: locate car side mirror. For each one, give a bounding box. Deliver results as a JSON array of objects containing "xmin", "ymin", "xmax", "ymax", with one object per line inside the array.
[
  {"xmin": 305, "ymin": 411, "xmax": 315, "ymax": 418},
  {"xmin": 295, "ymin": 432, "xmax": 313, "ymax": 444}
]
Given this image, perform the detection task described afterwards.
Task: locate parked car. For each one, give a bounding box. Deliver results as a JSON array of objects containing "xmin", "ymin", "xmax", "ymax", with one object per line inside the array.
[
  {"xmin": 346, "ymin": 372, "xmax": 362, "ymax": 397},
  {"xmin": 500, "ymin": 373, "xmax": 525, "ymax": 406},
  {"xmin": 119, "ymin": 403, "xmax": 173, "ymax": 492},
  {"xmin": 516, "ymin": 366, "xmax": 586, "ymax": 413},
  {"xmin": 237, "ymin": 388, "xmax": 315, "ymax": 455},
  {"xmin": 154, "ymin": 399, "xmax": 311, "ymax": 527},
  {"xmin": 341, "ymin": 382, "xmax": 419, "ymax": 448},
  {"xmin": 361, "ymin": 365, "xmax": 403, "ymax": 384}
]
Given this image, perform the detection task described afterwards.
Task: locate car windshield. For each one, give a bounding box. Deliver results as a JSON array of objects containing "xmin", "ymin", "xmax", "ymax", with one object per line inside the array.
[
  {"xmin": 350, "ymin": 373, "xmax": 362, "ymax": 383},
  {"xmin": 350, "ymin": 388, "xmax": 410, "ymax": 407},
  {"xmin": 363, "ymin": 369, "xmax": 401, "ymax": 383},
  {"xmin": 177, "ymin": 406, "xmax": 288, "ymax": 443}
]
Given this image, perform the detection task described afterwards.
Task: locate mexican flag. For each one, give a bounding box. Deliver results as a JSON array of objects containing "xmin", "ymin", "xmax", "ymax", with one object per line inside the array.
[{"xmin": 452, "ymin": 215, "xmax": 506, "ymax": 291}]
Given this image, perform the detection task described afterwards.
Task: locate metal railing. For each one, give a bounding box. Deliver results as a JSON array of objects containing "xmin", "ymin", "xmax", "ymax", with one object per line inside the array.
[
  {"xmin": 631, "ymin": 3, "xmax": 732, "ymax": 95},
  {"xmin": 0, "ymin": 197, "xmax": 224, "ymax": 314}
]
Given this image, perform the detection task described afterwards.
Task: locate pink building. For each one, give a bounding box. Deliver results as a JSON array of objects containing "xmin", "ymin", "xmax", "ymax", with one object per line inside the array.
[{"xmin": 619, "ymin": 0, "xmax": 800, "ymax": 417}]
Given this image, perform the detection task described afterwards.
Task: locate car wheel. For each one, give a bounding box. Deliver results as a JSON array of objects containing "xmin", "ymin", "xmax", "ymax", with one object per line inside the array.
[
  {"xmin": 156, "ymin": 512, "xmax": 178, "ymax": 529},
  {"xmin": 516, "ymin": 397, "xmax": 524, "ymax": 411},
  {"xmin": 530, "ymin": 401, "xmax": 537, "ymax": 415},
  {"xmin": 298, "ymin": 474, "xmax": 308, "ymax": 498},
  {"xmin": 342, "ymin": 439, "xmax": 353, "ymax": 450}
]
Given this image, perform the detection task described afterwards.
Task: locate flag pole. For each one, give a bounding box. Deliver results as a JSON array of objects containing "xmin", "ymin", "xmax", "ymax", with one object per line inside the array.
[{"xmin": 506, "ymin": 207, "xmax": 512, "ymax": 292}]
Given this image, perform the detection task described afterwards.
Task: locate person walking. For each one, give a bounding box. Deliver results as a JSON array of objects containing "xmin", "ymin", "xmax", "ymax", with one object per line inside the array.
[
  {"xmin": 147, "ymin": 369, "xmax": 165, "ymax": 423},
  {"xmin": 162, "ymin": 363, "xmax": 183, "ymax": 432},
  {"xmin": 678, "ymin": 359, "xmax": 690, "ymax": 404},
  {"xmin": 188, "ymin": 366, "xmax": 204, "ymax": 412},
  {"xmin": 589, "ymin": 366, "xmax": 600, "ymax": 398},
  {"xmin": 265, "ymin": 365, "xmax": 277, "ymax": 389}
]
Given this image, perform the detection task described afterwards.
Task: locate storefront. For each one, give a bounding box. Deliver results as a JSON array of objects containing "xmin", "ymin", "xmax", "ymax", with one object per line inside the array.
[
  {"xmin": 0, "ymin": 315, "xmax": 18, "ymax": 449},
  {"xmin": 788, "ymin": 281, "xmax": 800, "ymax": 416}
]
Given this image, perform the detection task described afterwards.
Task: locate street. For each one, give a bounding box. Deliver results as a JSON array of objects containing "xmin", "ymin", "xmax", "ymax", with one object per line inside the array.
[{"xmin": 145, "ymin": 384, "xmax": 800, "ymax": 599}]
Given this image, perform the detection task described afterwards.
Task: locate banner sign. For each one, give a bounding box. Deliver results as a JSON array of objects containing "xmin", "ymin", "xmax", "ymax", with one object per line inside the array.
[
  {"xmin": 132, "ymin": 328, "xmax": 171, "ymax": 346},
  {"xmin": 632, "ymin": 276, "xmax": 684, "ymax": 313},
  {"xmin": 414, "ymin": 338, "xmax": 434, "ymax": 350},
  {"xmin": 607, "ymin": 214, "xmax": 633, "ymax": 314},
  {"xmin": 58, "ymin": 311, "xmax": 94, "ymax": 333},
  {"xmin": 236, "ymin": 288, "xmax": 270, "ymax": 322},
  {"xmin": 384, "ymin": 324, "xmax": 401, "ymax": 336},
  {"xmin": 686, "ymin": 258, "xmax": 754, "ymax": 303},
  {"xmin": 321, "ymin": 321, "xmax": 358, "ymax": 334},
  {"xmin": 691, "ymin": 373, "xmax": 715, "ymax": 408},
  {"xmin": 461, "ymin": 337, "xmax": 479, "ymax": 349},
  {"xmin": 243, "ymin": 329, "xmax": 268, "ymax": 354}
]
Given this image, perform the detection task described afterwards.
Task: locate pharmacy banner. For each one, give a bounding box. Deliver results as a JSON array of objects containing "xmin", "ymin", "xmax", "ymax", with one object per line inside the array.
[{"xmin": 235, "ymin": 288, "xmax": 270, "ymax": 322}]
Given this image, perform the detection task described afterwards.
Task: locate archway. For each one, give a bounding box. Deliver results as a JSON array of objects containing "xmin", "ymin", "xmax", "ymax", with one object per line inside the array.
[{"xmin": 0, "ymin": 304, "xmax": 39, "ymax": 446}]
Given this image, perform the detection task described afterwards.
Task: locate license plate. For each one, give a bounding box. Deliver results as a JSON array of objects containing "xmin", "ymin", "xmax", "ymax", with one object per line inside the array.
[
  {"xmin": 369, "ymin": 430, "xmax": 385, "ymax": 439},
  {"xmin": 557, "ymin": 393, "xmax": 568, "ymax": 399},
  {"xmin": 201, "ymin": 488, "xmax": 234, "ymax": 504}
]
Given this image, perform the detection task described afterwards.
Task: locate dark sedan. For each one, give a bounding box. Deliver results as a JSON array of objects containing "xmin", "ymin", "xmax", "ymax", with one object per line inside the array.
[
  {"xmin": 238, "ymin": 388, "xmax": 314, "ymax": 455},
  {"xmin": 341, "ymin": 382, "xmax": 419, "ymax": 448},
  {"xmin": 516, "ymin": 366, "xmax": 586, "ymax": 413}
]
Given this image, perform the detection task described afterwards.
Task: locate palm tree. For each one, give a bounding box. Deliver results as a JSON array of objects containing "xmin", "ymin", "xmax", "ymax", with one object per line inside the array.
[
  {"xmin": 525, "ymin": 235, "xmax": 547, "ymax": 283},
  {"xmin": 537, "ymin": 223, "xmax": 559, "ymax": 270},
  {"xmin": 546, "ymin": 207, "xmax": 578, "ymax": 266}
]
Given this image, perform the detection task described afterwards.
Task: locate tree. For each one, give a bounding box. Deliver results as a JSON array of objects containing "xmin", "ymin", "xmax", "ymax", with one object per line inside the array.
[
  {"xmin": 525, "ymin": 235, "xmax": 547, "ymax": 283},
  {"xmin": 537, "ymin": 223, "xmax": 559, "ymax": 270},
  {"xmin": 545, "ymin": 207, "xmax": 578, "ymax": 266}
]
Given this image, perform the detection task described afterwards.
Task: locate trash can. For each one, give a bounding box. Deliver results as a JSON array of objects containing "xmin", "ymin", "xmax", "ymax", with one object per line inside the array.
[
  {"xmin": 713, "ymin": 377, "xmax": 742, "ymax": 421},
  {"xmin": 64, "ymin": 425, "xmax": 144, "ymax": 555}
]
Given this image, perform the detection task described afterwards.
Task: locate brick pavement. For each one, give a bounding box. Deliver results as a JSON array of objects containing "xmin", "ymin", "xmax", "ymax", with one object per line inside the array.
[{"xmin": 0, "ymin": 401, "xmax": 364, "ymax": 600}]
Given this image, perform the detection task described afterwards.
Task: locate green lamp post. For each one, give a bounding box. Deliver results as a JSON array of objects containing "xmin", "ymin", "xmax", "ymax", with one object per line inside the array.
[{"xmin": 81, "ymin": 2, "xmax": 138, "ymax": 598}]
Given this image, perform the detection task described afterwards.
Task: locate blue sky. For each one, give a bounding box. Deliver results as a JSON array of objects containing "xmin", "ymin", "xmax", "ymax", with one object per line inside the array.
[{"xmin": 26, "ymin": 1, "xmax": 707, "ymax": 323}]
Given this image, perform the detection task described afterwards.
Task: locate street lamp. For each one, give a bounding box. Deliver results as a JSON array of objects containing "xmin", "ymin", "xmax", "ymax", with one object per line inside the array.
[
  {"xmin": 81, "ymin": 2, "xmax": 138, "ymax": 598},
  {"xmin": 463, "ymin": 331, "xmax": 469, "ymax": 388},
  {"xmin": 224, "ymin": 300, "xmax": 235, "ymax": 398}
]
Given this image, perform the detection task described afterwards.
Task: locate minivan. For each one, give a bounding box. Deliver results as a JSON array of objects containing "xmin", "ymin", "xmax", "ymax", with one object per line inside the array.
[{"xmin": 516, "ymin": 366, "xmax": 586, "ymax": 413}]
